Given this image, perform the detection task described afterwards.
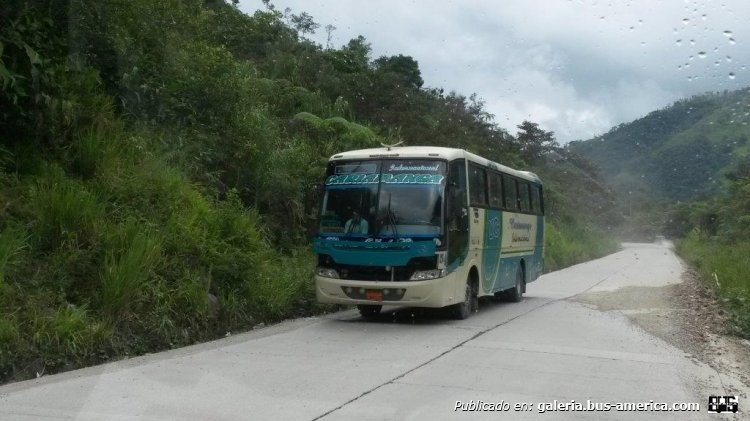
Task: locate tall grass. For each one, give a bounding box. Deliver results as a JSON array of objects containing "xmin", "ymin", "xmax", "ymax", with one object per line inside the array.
[
  {"xmin": 677, "ymin": 231, "xmax": 750, "ymax": 338},
  {"xmin": 0, "ymin": 225, "xmax": 27, "ymax": 286},
  {"xmin": 30, "ymin": 165, "xmax": 105, "ymax": 249},
  {"xmin": 545, "ymin": 221, "xmax": 618, "ymax": 272},
  {"xmin": 100, "ymin": 222, "xmax": 161, "ymax": 320}
]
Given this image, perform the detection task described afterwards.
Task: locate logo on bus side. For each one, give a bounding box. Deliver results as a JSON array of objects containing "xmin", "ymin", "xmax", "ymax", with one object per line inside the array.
[
  {"xmin": 508, "ymin": 217, "xmax": 532, "ymax": 243},
  {"xmin": 488, "ymin": 217, "xmax": 500, "ymax": 241}
]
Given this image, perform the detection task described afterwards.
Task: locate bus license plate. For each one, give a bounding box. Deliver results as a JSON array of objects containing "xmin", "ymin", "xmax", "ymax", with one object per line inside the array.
[{"xmin": 366, "ymin": 290, "xmax": 383, "ymax": 301}]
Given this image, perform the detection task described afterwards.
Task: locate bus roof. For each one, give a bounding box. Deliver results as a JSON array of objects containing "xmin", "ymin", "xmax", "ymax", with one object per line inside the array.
[{"xmin": 329, "ymin": 146, "xmax": 541, "ymax": 184}]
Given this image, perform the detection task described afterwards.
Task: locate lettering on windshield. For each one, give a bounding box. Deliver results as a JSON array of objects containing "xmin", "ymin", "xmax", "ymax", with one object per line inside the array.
[
  {"xmin": 326, "ymin": 173, "xmax": 444, "ymax": 185},
  {"xmin": 325, "ymin": 173, "xmax": 379, "ymax": 185},
  {"xmin": 381, "ymin": 174, "xmax": 444, "ymax": 184},
  {"xmin": 388, "ymin": 163, "xmax": 440, "ymax": 172}
]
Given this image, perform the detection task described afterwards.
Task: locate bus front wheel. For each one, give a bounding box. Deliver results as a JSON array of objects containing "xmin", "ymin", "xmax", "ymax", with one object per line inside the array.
[{"xmin": 452, "ymin": 277, "xmax": 476, "ymax": 319}]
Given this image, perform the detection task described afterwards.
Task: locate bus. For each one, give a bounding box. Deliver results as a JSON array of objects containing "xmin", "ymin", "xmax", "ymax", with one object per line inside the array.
[{"xmin": 313, "ymin": 146, "xmax": 544, "ymax": 319}]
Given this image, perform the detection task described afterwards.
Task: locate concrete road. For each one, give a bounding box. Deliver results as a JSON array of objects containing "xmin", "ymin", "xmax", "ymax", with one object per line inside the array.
[{"xmin": 0, "ymin": 243, "xmax": 744, "ymax": 420}]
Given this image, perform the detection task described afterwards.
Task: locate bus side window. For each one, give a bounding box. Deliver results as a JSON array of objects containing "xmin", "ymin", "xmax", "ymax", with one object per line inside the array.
[
  {"xmin": 537, "ymin": 185, "xmax": 545, "ymax": 215},
  {"xmin": 488, "ymin": 172, "xmax": 503, "ymax": 209},
  {"xmin": 503, "ymin": 174, "xmax": 517, "ymax": 211},
  {"xmin": 530, "ymin": 184, "xmax": 541, "ymax": 215},
  {"xmin": 468, "ymin": 164, "xmax": 487, "ymax": 207},
  {"xmin": 518, "ymin": 181, "xmax": 531, "ymax": 213}
]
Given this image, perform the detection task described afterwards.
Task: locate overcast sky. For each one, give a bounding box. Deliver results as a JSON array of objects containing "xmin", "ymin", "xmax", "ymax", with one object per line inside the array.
[{"xmin": 239, "ymin": 0, "xmax": 750, "ymax": 143}]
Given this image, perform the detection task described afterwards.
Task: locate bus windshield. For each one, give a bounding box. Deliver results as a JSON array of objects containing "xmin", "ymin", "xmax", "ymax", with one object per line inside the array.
[{"xmin": 319, "ymin": 159, "xmax": 446, "ymax": 237}]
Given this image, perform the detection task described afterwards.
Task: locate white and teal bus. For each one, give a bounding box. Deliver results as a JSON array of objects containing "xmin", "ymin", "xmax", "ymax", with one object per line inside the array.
[{"xmin": 313, "ymin": 146, "xmax": 544, "ymax": 319}]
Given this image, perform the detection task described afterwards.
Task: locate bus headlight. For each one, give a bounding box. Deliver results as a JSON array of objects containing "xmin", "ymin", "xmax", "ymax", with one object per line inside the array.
[
  {"xmin": 410, "ymin": 269, "xmax": 443, "ymax": 281},
  {"xmin": 316, "ymin": 267, "xmax": 340, "ymax": 279}
]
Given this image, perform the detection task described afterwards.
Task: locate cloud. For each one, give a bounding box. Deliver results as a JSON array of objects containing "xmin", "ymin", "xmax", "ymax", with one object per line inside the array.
[{"xmin": 240, "ymin": 0, "xmax": 750, "ymax": 142}]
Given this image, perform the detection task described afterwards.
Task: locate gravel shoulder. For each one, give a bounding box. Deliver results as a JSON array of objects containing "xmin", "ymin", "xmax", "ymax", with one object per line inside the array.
[{"xmin": 573, "ymin": 265, "xmax": 750, "ymax": 401}]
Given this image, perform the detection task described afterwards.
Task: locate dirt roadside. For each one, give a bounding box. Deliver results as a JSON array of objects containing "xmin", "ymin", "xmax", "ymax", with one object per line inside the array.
[{"xmin": 573, "ymin": 267, "xmax": 750, "ymax": 397}]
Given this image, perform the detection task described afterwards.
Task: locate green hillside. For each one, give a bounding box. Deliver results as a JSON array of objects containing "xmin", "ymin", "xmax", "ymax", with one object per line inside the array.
[
  {"xmin": 570, "ymin": 89, "xmax": 750, "ymax": 201},
  {"xmin": 0, "ymin": 0, "xmax": 617, "ymax": 382}
]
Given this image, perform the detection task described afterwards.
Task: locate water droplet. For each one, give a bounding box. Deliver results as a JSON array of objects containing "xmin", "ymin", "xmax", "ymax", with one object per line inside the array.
[
  {"xmin": 682, "ymin": 18, "xmax": 690, "ymax": 25},
  {"xmin": 600, "ymin": 16, "xmax": 605, "ymax": 20},
  {"xmin": 715, "ymin": 61, "xmax": 720, "ymax": 67},
  {"xmin": 676, "ymin": 39, "xmax": 682, "ymax": 46},
  {"xmin": 641, "ymin": 41, "xmax": 646, "ymax": 47},
  {"xmin": 690, "ymin": 39, "xmax": 696, "ymax": 45},
  {"xmin": 726, "ymin": 55, "xmax": 732, "ymax": 62},
  {"xmin": 729, "ymin": 72, "xmax": 736, "ymax": 79},
  {"xmin": 678, "ymin": 64, "xmax": 683, "ymax": 70},
  {"xmin": 698, "ymin": 51, "xmax": 707, "ymax": 58},
  {"xmin": 701, "ymin": 14, "xmax": 707, "ymax": 20},
  {"xmin": 629, "ymin": 26, "xmax": 635, "ymax": 31},
  {"xmin": 723, "ymin": 30, "xmax": 733, "ymax": 37},
  {"xmin": 688, "ymin": 76, "xmax": 693, "ymax": 82},
  {"xmin": 729, "ymin": 37, "xmax": 736, "ymax": 45}
]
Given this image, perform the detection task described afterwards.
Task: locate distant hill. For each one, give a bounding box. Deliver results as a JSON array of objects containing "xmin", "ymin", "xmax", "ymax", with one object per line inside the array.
[{"xmin": 569, "ymin": 88, "xmax": 750, "ymax": 202}]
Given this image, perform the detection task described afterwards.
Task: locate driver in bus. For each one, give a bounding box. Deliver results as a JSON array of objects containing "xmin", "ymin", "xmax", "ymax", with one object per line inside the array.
[{"xmin": 344, "ymin": 210, "xmax": 369, "ymax": 234}]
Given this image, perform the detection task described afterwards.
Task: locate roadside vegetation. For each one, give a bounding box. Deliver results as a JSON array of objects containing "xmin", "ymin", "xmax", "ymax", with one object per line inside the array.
[
  {"xmin": 0, "ymin": 0, "xmax": 617, "ymax": 383},
  {"xmin": 669, "ymin": 158, "xmax": 750, "ymax": 338}
]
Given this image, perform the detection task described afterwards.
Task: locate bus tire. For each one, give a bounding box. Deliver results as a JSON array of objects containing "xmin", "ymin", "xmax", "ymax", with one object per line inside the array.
[
  {"xmin": 452, "ymin": 278, "xmax": 474, "ymax": 319},
  {"xmin": 508, "ymin": 265, "xmax": 524, "ymax": 303},
  {"xmin": 357, "ymin": 304, "xmax": 381, "ymax": 318}
]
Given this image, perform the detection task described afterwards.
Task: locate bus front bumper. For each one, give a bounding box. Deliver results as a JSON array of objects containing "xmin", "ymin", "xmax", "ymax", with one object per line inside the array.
[{"xmin": 315, "ymin": 272, "xmax": 461, "ymax": 308}]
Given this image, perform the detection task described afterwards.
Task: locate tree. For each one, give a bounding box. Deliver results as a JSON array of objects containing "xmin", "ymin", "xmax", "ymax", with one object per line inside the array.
[
  {"xmin": 516, "ymin": 120, "xmax": 558, "ymax": 163},
  {"xmin": 373, "ymin": 54, "xmax": 423, "ymax": 89}
]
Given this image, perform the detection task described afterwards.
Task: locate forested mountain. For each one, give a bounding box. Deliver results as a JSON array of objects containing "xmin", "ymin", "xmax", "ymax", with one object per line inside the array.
[
  {"xmin": 0, "ymin": 0, "xmax": 617, "ymax": 382},
  {"xmin": 570, "ymin": 88, "xmax": 750, "ymax": 202}
]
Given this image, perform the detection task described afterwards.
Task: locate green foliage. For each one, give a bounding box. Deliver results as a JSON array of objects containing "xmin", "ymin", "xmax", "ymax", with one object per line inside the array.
[
  {"xmin": 29, "ymin": 165, "xmax": 105, "ymax": 250},
  {"xmin": 0, "ymin": 0, "xmax": 616, "ymax": 383},
  {"xmin": 678, "ymin": 231, "xmax": 750, "ymax": 338},
  {"xmin": 100, "ymin": 222, "xmax": 161, "ymax": 320},
  {"xmin": 545, "ymin": 221, "xmax": 618, "ymax": 272},
  {"xmin": 0, "ymin": 224, "xmax": 27, "ymax": 286},
  {"xmin": 571, "ymin": 89, "xmax": 750, "ymax": 204}
]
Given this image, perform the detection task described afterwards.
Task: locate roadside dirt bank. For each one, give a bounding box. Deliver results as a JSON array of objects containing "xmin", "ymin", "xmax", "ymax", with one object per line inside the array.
[{"xmin": 573, "ymin": 267, "xmax": 750, "ymax": 399}]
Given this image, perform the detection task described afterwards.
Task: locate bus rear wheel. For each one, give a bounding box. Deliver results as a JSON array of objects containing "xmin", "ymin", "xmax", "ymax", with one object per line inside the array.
[
  {"xmin": 357, "ymin": 304, "xmax": 381, "ymax": 318},
  {"xmin": 507, "ymin": 265, "xmax": 524, "ymax": 303}
]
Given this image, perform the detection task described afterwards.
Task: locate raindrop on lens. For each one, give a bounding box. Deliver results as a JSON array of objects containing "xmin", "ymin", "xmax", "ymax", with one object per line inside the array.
[
  {"xmin": 729, "ymin": 72, "xmax": 736, "ymax": 79},
  {"xmin": 698, "ymin": 51, "xmax": 706, "ymax": 58}
]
